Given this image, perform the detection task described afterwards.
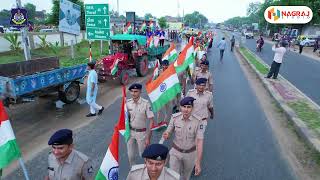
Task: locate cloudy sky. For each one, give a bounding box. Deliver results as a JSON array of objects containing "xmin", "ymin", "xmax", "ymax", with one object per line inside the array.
[{"xmin": 2, "ymin": 0, "xmax": 263, "ymax": 23}]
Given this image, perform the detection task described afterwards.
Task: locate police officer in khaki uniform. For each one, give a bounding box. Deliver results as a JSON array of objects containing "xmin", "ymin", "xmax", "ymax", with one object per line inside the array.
[
  {"xmin": 192, "ymin": 60, "xmax": 213, "ymax": 92},
  {"xmin": 127, "ymin": 144, "xmax": 180, "ymax": 180},
  {"xmin": 45, "ymin": 129, "xmax": 93, "ymax": 180},
  {"xmin": 162, "ymin": 97, "xmax": 205, "ymax": 180},
  {"xmin": 127, "ymin": 83, "xmax": 155, "ymax": 166},
  {"xmin": 187, "ymin": 78, "xmax": 214, "ymax": 132}
]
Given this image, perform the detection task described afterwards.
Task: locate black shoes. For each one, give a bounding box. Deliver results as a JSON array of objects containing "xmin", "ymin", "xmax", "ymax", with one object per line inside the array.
[
  {"xmin": 86, "ymin": 107, "xmax": 104, "ymax": 117},
  {"xmin": 86, "ymin": 113, "xmax": 96, "ymax": 117},
  {"xmin": 98, "ymin": 107, "xmax": 104, "ymax": 115}
]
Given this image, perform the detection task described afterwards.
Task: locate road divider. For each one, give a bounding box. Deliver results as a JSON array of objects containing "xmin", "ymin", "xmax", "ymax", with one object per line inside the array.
[{"xmin": 237, "ymin": 45, "xmax": 320, "ymax": 153}]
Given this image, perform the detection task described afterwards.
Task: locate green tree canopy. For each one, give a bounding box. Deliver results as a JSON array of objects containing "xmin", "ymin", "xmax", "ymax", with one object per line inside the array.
[
  {"xmin": 158, "ymin": 17, "xmax": 168, "ymax": 29},
  {"xmin": 24, "ymin": 3, "xmax": 36, "ymax": 22},
  {"xmin": 184, "ymin": 11, "xmax": 208, "ymax": 28},
  {"xmin": 144, "ymin": 13, "xmax": 154, "ymax": 20}
]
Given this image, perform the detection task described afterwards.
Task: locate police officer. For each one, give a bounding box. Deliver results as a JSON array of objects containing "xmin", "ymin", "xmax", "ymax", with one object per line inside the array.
[
  {"xmin": 187, "ymin": 78, "xmax": 214, "ymax": 132},
  {"xmin": 192, "ymin": 60, "xmax": 213, "ymax": 92},
  {"xmin": 45, "ymin": 129, "xmax": 93, "ymax": 180},
  {"xmin": 127, "ymin": 83, "xmax": 155, "ymax": 166},
  {"xmin": 162, "ymin": 97, "xmax": 205, "ymax": 180},
  {"xmin": 126, "ymin": 144, "xmax": 180, "ymax": 180}
]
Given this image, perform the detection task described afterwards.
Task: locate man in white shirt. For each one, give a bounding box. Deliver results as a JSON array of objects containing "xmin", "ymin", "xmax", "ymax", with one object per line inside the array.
[{"xmin": 265, "ymin": 42, "xmax": 287, "ymax": 79}]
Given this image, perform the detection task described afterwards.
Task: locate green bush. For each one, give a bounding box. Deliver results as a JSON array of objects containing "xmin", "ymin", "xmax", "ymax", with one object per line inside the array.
[{"xmin": 3, "ymin": 33, "xmax": 21, "ymax": 51}]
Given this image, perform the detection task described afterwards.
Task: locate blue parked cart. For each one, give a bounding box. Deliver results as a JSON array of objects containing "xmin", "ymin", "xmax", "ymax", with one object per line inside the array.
[{"xmin": 0, "ymin": 57, "xmax": 87, "ymax": 106}]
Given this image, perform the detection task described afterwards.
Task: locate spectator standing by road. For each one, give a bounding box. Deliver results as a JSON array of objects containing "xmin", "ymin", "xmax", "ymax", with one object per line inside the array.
[
  {"xmin": 299, "ymin": 39, "xmax": 306, "ymax": 54},
  {"xmin": 313, "ymin": 38, "xmax": 319, "ymax": 53},
  {"xmin": 217, "ymin": 37, "xmax": 227, "ymax": 62},
  {"xmin": 265, "ymin": 42, "xmax": 287, "ymax": 79},
  {"xmin": 230, "ymin": 35, "xmax": 235, "ymax": 52}
]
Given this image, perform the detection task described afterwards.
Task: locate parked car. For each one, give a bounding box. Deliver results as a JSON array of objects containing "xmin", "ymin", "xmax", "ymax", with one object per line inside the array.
[
  {"xmin": 39, "ymin": 28, "xmax": 56, "ymax": 33},
  {"xmin": 301, "ymin": 37, "xmax": 316, "ymax": 47},
  {"xmin": 5, "ymin": 27, "xmax": 20, "ymax": 33},
  {"xmin": 244, "ymin": 31, "xmax": 254, "ymax": 39}
]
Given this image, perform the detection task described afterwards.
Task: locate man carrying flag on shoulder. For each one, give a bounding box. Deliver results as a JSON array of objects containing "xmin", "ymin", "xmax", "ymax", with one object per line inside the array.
[{"xmin": 126, "ymin": 83, "xmax": 155, "ymax": 166}]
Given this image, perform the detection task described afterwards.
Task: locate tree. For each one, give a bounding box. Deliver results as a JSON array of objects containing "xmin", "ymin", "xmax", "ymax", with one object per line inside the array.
[
  {"xmin": 24, "ymin": 3, "xmax": 36, "ymax": 22},
  {"xmin": 158, "ymin": 17, "xmax": 167, "ymax": 29},
  {"xmin": 144, "ymin": 13, "xmax": 154, "ymax": 20},
  {"xmin": 184, "ymin": 11, "xmax": 208, "ymax": 28},
  {"xmin": 48, "ymin": 0, "xmax": 85, "ymax": 30}
]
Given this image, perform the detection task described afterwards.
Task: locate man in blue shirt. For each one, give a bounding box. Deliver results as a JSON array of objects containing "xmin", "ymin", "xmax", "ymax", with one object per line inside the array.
[{"xmin": 217, "ymin": 37, "xmax": 227, "ymax": 62}]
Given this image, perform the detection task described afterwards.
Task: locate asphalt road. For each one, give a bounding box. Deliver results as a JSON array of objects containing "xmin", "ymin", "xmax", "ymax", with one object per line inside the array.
[
  {"xmin": 241, "ymin": 35, "xmax": 320, "ymax": 106},
  {"xmin": 5, "ymin": 31, "xmax": 295, "ymax": 180}
]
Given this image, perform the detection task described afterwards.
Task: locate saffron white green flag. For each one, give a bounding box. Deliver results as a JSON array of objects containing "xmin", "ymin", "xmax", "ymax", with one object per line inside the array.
[
  {"xmin": 174, "ymin": 37, "xmax": 195, "ymax": 73},
  {"xmin": 95, "ymin": 127, "xmax": 119, "ymax": 180},
  {"xmin": 0, "ymin": 101, "xmax": 21, "ymax": 169},
  {"xmin": 110, "ymin": 59, "xmax": 119, "ymax": 76},
  {"xmin": 162, "ymin": 43, "xmax": 178, "ymax": 62},
  {"xmin": 117, "ymin": 86, "xmax": 130, "ymax": 142},
  {"xmin": 146, "ymin": 65, "xmax": 181, "ymax": 112}
]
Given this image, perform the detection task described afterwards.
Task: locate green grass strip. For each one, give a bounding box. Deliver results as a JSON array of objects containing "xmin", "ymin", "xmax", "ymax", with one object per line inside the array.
[
  {"xmin": 239, "ymin": 47, "xmax": 269, "ymax": 75},
  {"xmin": 288, "ymin": 101, "xmax": 320, "ymax": 133}
]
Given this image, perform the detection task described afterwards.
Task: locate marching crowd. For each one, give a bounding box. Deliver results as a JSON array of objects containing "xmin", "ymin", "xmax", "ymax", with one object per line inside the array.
[{"xmin": 44, "ymin": 31, "xmax": 215, "ymax": 180}]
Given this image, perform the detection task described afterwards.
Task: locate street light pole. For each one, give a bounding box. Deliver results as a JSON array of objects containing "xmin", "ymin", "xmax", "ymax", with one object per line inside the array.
[{"xmin": 16, "ymin": 0, "xmax": 31, "ymax": 60}]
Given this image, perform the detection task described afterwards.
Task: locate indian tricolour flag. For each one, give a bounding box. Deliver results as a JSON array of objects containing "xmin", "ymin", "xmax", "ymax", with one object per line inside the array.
[
  {"xmin": 124, "ymin": 22, "xmax": 132, "ymax": 34},
  {"xmin": 174, "ymin": 36, "xmax": 195, "ymax": 73},
  {"xmin": 95, "ymin": 126, "xmax": 119, "ymax": 180},
  {"xmin": 140, "ymin": 21, "xmax": 147, "ymax": 31},
  {"xmin": 149, "ymin": 21, "xmax": 155, "ymax": 32},
  {"xmin": 110, "ymin": 59, "xmax": 119, "ymax": 76},
  {"xmin": 117, "ymin": 86, "xmax": 130, "ymax": 142},
  {"xmin": 162, "ymin": 43, "xmax": 178, "ymax": 62},
  {"xmin": 0, "ymin": 101, "xmax": 21, "ymax": 169},
  {"xmin": 148, "ymin": 36, "xmax": 154, "ymax": 48},
  {"xmin": 146, "ymin": 65, "xmax": 181, "ymax": 112}
]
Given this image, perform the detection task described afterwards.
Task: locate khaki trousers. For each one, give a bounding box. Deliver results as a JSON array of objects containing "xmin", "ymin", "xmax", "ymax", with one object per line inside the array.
[
  {"xmin": 169, "ymin": 148, "xmax": 196, "ymax": 180},
  {"xmin": 127, "ymin": 130, "xmax": 146, "ymax": 166}
]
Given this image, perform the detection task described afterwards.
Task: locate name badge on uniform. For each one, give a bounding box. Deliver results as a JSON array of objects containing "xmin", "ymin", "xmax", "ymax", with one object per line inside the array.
[{"xmin": 88, "ymin": 166, "xmax": 93, "ymax": 173}]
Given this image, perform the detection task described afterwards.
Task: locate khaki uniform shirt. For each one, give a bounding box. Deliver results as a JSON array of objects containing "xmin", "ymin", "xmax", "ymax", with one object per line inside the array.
[
  {"xmin": 193, "ymin": 69, "xmax": 213, "ymax": 90},
  {"xmin": 165, "ymin": 112, "xmax": 205, "ymax": 150},
  {"xmin": 47, "ymin": 150, "xmax": 93, "ymax": 180},
  {"xmin": 187, "ymin": 89, "xmax": 213, "ymax": 119},
  {"xmin": 127, "ymin": 97, "xmax": 154, "ymax": 129},
  {"xmin": 126, "ymin": 164, "xmax": 180, "ymax": 180}
]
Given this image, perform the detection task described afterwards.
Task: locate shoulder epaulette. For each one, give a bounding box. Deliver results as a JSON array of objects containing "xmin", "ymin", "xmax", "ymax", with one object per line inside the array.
[
  {"xmin": 172, "ymin": 112, "xmax": 182, "ymax": 118},
  {"xmin": 166, "ymin": 168, "xmax": 180, "ymax": 179},
  {"xmin": 130, "ymin": 164, "xmax": 145, "ymax": 172}
]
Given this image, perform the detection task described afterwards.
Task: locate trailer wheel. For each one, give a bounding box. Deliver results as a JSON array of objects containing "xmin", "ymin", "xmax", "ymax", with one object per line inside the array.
[
  {"xmin": 136, "ymin": 55, "xmax": 148, "ymax": 77},
  {"xmin": 59, "ymin": 82, "xmax": 80, "ymax": 104},
  {"xmin": 119, "ymin": 70, "xmax": 129, "ymax": 85}
]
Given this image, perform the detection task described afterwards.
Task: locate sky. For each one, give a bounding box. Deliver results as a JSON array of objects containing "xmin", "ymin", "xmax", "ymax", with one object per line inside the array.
[{"xmin": 2, "ymin": 0, "xmax": 263, "ymax": 23}]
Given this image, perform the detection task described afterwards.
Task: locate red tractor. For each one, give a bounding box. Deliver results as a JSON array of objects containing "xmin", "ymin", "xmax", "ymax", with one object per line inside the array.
[{"xmin": 97, "ymin": 34, "xmax": 169, "ymax": 85}]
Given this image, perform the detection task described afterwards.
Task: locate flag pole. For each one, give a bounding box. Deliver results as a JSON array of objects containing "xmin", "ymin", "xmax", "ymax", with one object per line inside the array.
[{"xmin": 19, "ymin": 158, "xmax": 30, "ymax": 180}]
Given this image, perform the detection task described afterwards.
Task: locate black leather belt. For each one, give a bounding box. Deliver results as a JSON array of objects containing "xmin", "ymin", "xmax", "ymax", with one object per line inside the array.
[
  {"xmin": 130, "ymin": 127, "xmax": 146, "ymax": 132},
  {"xmin": 173, "ymin": 143, "xmax": 196, "ymax": 153}
]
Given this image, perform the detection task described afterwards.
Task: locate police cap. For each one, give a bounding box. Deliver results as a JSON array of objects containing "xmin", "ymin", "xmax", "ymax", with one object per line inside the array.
[
  {"xmin": 48, "ymin": 129, "xmax": 73, "ymax": 145},
  {"xmin": 195, "ymin": 78, "xmax": 207, "ymax": 85},
  {"xmin": 200, "ymin": 60, "xmax": 209, "ymax": 65},
  {"xmin": 128, "ymin": 83, "xmax": 142, "ymax": 90},
  {"xmin": 162, "ymin": 60, "xmax": 169, "ymax": 66},
  {"xmin": 180, "ymin": 96, "xmax": 196, "ymax": 106},
  {"xmin": 142, "ymin": 144, "xmax": 169, "ymax": 161}
]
